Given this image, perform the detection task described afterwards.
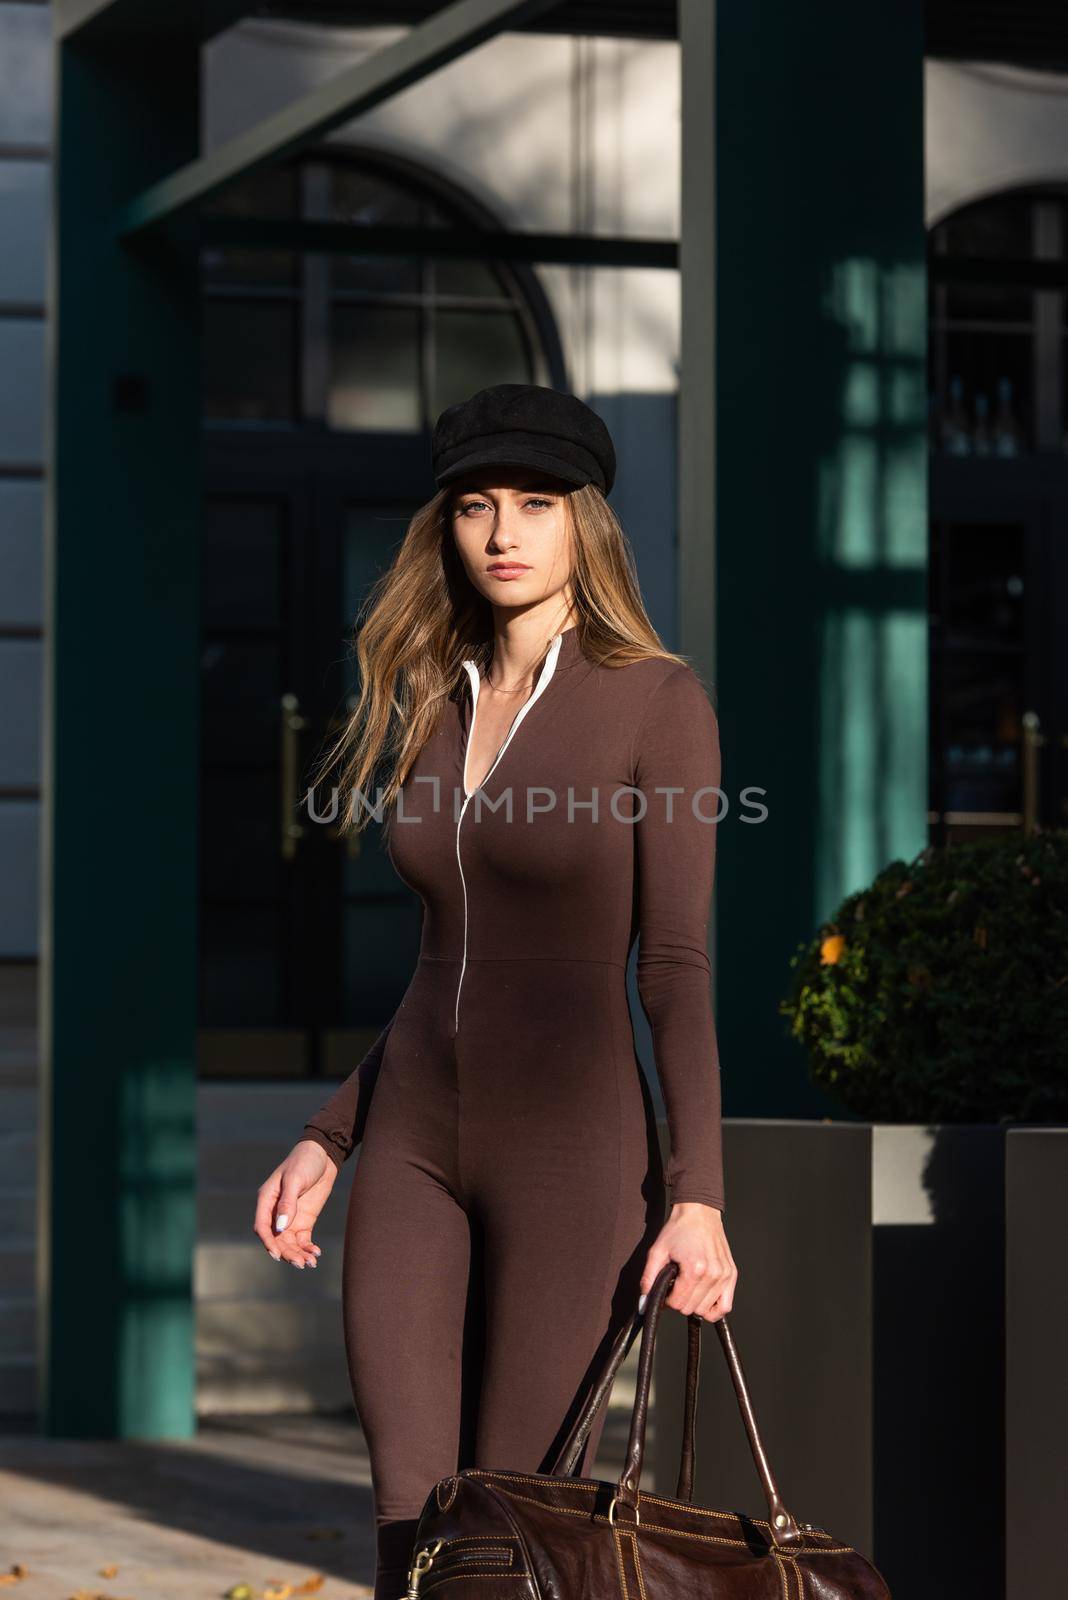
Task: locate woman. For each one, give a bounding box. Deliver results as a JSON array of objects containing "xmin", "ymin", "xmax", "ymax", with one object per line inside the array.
[{"xmin": 253, "ymin": 383, "xmax": 737, "ymax": 1600}]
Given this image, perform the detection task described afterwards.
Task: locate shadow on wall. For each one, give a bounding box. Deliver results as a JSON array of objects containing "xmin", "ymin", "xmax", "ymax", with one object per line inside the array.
[
  {"xmin": 717, "ymin": 247, "xmax": 928, "ymax": 1125},
  {"xmin": 872, "ymin": 1125, "xmax": 1005, "ymax": 1600}
]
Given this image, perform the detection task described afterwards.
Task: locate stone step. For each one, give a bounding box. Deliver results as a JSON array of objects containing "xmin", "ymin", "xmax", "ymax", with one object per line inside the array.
[
  {"xmin": 198, "ymin": 1296, "xmax": 344, "ymax": 1357},
  {"xmin": 197, "ymin": 1137, "xmax": 349, "ymax": 1192},
  {"xmin": 196, "ymin": 1241, "xmax": 343, "ymax": 1301},
  {"xmin": 197, "ymin": 1184, "xmax": 351, "ymax": 1241},
  {"xmin": 197, "ymin": 1298, "xmax": 353, "ymax": 1414},
  {"xmin": 197, "ymin": 1357, "xmax": 353, "ymax": 1416},
  {"xmin": 198, "ymin": 1082, "xmax": 344, "ymax": 1136}
]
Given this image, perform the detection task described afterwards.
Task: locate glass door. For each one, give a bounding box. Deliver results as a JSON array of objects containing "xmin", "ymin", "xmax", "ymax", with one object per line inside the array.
[{"xmin": 198, "ymin": 437, "xmax": 428, "ymax": 1080}]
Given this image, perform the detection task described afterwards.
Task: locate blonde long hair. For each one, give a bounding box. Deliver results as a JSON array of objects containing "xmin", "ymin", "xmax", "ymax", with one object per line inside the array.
[{"xmin": 310, "ymin": 482, "xmax": 687, "ymax": 835}]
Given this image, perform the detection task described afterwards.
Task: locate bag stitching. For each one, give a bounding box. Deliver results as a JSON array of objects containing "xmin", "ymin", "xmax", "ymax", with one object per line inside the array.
[
  {"xmin": 625, "ymin": 1529, "xmax": 648, "ymax": 1600},
  {"xmin": 467, "ymin": 1475, "xmax": 855, "ymax": 1558},
  {"xmin": 420, "ymin": 1578, "xmax": 527, "ymax": 1588},
  {"xmin": 465, "ymin": 1470, "xmax": 841, "ymax": 1544},
  {"xmin": 467, "ymin": 1470, "xmax": 597, "ymax": 1495},
  {"xmin": 432, "ymin": 1556, "xmax": 514, "ymax": 1568},
  {"xmin": 612, "ymin": 1517, "xmax": 855, "ymax": 1558},
  {"xmin": 437, "ymin": 1477, "xmax": 460, "ymax": 1512},
  {"xmin": 433, "ymin": 1537, "xmax": 518, "ymax": 1548},
  {"xmin": 611, "ymin": 1528, "xmax": 630, "ymax": 1600}
]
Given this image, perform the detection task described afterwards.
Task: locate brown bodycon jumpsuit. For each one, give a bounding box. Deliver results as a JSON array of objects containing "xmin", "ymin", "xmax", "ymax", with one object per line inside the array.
[{"xmin": 299, "ymin": 623, "xmax": 725, "ymax": 1599}]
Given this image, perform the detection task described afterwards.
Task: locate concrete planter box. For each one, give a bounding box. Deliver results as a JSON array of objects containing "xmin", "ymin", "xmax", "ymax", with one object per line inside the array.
[
  {"xmin": 1005, "ymin": 1127, "xmax": 1068, "ymax": 1600},
  {"xmin": 650, "ymin": 1119, "xmax": 874, "ymax": 1551},
  {"xmin": 651, "ymin": 1118, "xmax": 1023, "ymax": 1600},
  {"xmin": 870, "ymin": 1123, "xmax": 1005, "ymax": 1600}
]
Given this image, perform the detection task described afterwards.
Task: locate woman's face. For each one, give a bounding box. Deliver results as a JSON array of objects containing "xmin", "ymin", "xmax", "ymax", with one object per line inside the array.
[{"xmin": 450, "ymin": 464, "xmax": 575, "ymax": 613}]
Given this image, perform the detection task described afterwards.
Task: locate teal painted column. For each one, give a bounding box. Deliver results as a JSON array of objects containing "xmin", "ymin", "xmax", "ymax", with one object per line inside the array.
[
  {"xmin": 701, "ymin": 0, "xmax": 928, "ymax": 1117},
  {"xmin": 42, "ymin": 23, "xmax": 201, "ymax": 1435}
]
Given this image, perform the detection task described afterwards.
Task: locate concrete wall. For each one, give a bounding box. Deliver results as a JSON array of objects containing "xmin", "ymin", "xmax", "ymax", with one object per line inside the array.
[{"xmin": 927, "ymin": 60, "xmax": 1068, "ymax": 224}]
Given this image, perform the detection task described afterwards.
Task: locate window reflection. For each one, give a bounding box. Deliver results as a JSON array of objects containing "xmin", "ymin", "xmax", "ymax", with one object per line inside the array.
[
  {"xmin": 929, "ymin": 188, "xmax": 1066, "ymax": 457},
  {"xmin": 329, "ymin": 305, "xmax": 421, "ymax": 432},
  {"xmin": 202, "ymin": 151, "xmax": 546, "ymax": 430}
]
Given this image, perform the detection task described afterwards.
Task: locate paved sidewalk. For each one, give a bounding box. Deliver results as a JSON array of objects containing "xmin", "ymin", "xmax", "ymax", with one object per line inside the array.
[
  {"xmin": 0, "ymin": 1405, "xmax": 638, "ymax": 1600},
  {"xmin": 0, "ymin": 1414, "xmax": 378, "ymax": 1600}
]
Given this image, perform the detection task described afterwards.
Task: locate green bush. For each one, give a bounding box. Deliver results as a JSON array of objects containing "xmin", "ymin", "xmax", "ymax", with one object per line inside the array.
[{"xmin": 779, "ymin": 828, "xmax": 1068, "ymax": 1123}]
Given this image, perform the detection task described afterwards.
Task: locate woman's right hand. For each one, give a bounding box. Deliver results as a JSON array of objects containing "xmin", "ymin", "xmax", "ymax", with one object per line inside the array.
[{"xmin": 254, "ymin": 1139, "xmax": 339, "ymax": 1267}]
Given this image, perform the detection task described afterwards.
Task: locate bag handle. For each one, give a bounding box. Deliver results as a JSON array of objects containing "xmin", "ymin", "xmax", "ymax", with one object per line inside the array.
[
  {"xmin": 550, "ymin": 1261, "xmax": 803, "ymax": 1549},
  {"xmin": 548, "ymin": 1285, "xmax": 702, "ymax": 1500}
]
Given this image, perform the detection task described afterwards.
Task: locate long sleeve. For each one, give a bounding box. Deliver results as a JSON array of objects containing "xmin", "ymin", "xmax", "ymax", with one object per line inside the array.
[
  {"xmin": 300, "ymin": 1014, "xmax": 396, "ymax": 1171},
  {"xmin": 632, "ymin": 663, "xmax": 725, "ymax": 1212}
]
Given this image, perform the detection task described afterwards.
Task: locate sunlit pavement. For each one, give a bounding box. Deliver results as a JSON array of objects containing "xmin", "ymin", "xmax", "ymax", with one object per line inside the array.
[
  {"xmin": 0, "ymin": 1405, "xmax": 638, "ymax": 1600},
  {"xmin": 0, "ymin": 1414, "xmax": 378, "ymax": 1600}
]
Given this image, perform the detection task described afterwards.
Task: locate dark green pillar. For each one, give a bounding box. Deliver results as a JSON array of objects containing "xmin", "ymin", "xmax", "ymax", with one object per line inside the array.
[
  {"xmin": 681, "ymin": 0, "xmax": 928, "ymax": 1118},
  {"xmin": 42, "ymin": 16, "xmax": 201, "ymax": 1435}
]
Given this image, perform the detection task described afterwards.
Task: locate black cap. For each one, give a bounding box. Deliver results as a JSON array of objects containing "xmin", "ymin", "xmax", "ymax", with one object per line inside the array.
[{"xmin": 432, "ymin": 383, "xmax": 616, "ymax": 496}]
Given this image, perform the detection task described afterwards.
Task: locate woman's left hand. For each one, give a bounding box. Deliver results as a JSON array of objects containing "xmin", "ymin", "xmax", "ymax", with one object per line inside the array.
[{"xmin": 640, "ymin": 1203, "xmax": 737, "ymax": 1322}]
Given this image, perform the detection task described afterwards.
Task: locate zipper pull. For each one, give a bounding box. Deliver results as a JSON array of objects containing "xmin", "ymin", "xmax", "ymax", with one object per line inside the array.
[{"xmin": 406, "ymin": 1538, "xmax": 445, "ymax": 1599}]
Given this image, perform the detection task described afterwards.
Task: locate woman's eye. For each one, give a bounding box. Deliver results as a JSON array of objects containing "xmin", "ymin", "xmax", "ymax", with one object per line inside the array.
[
  {"xmin": 458, "ymin": 500, "xmax": 489, "ymax": 515},
  {"xmin": 525, "ymin": 497, "xmax": 552, "ymax": 509}
]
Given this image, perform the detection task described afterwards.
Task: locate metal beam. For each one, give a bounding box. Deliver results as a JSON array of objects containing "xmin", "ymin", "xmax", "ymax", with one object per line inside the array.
[
  {"xmin": 201, "ymin": 216, "xmax": 679, "ymax": 270},
  {"xmin": 54, "ymin": 0, "xmax": 249, "ymax": 43},
  {"xmin": 117, "ymin": 0, "xmax": 560, "ymax": 237}
]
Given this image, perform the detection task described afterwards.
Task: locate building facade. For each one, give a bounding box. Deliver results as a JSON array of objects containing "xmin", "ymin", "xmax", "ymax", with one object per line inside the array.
[{"xmin": 2, "ymin": 3, "xmax": 1066, "ymax": 1427}]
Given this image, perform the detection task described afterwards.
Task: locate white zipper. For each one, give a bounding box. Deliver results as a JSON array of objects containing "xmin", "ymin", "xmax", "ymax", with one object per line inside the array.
[{"xmin": 453, "ymin": 630, "xmax": 565, "ymax": 1034}]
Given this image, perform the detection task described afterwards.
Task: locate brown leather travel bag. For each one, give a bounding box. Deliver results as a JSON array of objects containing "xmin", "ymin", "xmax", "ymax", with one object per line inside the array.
[{"xmin": 401, "ymin": 1259, "xmax": 891, "ymax": 1599}]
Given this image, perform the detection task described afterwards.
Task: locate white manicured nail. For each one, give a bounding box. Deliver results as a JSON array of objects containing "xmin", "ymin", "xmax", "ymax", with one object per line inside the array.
[
  {"xmin": 638, "ymin": 1293, "xmax": 647, "ymax": 1313},
  {"xmin": 275, "ymin": 1214, "xmax": 289, "ymax": 1232}
]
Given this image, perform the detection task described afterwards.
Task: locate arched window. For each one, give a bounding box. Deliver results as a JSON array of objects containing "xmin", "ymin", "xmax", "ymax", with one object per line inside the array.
[
  {"xmin": 201, "ymin": 145, "xmax": 565, "ymax": 429},
  {"xmin": 928, "ymin": 185, "xmax": 1068, "ymax": 457}
]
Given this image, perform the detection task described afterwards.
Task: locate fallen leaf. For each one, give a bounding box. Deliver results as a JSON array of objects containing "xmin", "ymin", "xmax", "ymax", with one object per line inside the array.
[
  {"xmin": 223, "ymin": 1586, "xmax": 254, "ymax": 1600},
  {"xmin": 99, "ymin": 1569, "xmax": 118, "ymax": 1581},
  {"xmin": 264, "ymin": 1586, "xmax": 293, "ymax": 1600},
  {"xmin": 296, "ymin": 1578, "xmax": 325, "ymax": 1594},
  {"xmin": 69, "ymin": 1592, "xmax": 136, "ymax": 1600}
]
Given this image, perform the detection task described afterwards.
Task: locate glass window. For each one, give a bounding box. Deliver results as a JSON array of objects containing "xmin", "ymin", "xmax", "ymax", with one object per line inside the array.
[
  {"xmin": 328, "ymin": 304, "xmax": 421, "ymax": 431},
  {"xmin": 433, "ymin": 310, "xmax": 530, "ymax": 419},
  {"xmin": 933, "ymin": 195, "xmax": 1033, "ymax": 261},
  {"xmin": 202, "ymin": 151, "xmax": 548, "ymax": 432},
  {"xmin": 929, "ymin": 188, "xmax": 1068, "ymax": 456},
  {"xmin": 435, "ymin": 258, "xmax": 509, "ymax": 299},
  {"xmin": 332, "ymin": 253, "xmax": 421, "ymax": 296}
]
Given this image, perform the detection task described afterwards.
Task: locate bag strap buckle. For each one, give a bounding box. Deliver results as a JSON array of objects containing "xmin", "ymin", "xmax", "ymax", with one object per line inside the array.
[{"xmin": 607, "ymin": 1493, "xmax": 641, "ymax": 1528}]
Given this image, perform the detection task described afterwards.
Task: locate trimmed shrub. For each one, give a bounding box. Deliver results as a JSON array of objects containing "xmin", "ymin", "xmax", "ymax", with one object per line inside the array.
[{"xmin": 779, "ymin": 828, "xmax": 1068, "ymax": 1122}]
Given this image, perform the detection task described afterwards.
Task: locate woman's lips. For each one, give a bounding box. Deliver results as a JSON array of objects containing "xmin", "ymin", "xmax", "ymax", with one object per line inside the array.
[{"xmin": 486, "ymin": 564, "xmax": 531, "ymax": 579}]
